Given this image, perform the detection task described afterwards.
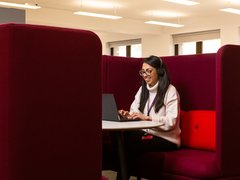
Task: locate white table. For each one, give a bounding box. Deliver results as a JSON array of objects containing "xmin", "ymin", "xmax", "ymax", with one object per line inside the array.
[
  {"xmin": 102, "ymin": 120, "xmax": 162, "ymax": 130},
  {"xmin": 102, "ymin": 120, "xmax": 163, "ymax": 180}
]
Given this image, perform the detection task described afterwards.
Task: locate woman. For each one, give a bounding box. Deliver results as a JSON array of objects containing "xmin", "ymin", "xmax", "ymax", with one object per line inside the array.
[{"xmin": 119, "ymin": 55, "xmax": 181, "ymax": 152}]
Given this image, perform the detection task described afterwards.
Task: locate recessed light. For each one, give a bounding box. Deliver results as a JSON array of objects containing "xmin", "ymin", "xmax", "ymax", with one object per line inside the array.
[
  {"xmin": 0, "ymin": 1, "xmax": 41, "ymax": 9},
  {"xmin": 146, "ymin": 10, "xmax": 183, "ymax": 18},
  {"xmin": 82, "ymin": 1, "xmax": 120, "ymax": 9},
  {"xmin": 164, "ymin": 0, "xmax": 199, "ymax": 6},
  {"xmin": 220, "ymin": 8, "xmax": 240, "ymax": 15},
  {"xmin": 74, "ymin": 11, "xmax": 122, "ymax": 20},
  {"xmin": 145, "ymin": 21, "xmax": 184, "ymax": 28}
]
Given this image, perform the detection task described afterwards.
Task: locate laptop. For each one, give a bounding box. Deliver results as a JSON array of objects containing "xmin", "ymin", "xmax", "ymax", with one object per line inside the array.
[{"xmin": 102, "ymin": 93, "xmax": 140, "ymax": 122}]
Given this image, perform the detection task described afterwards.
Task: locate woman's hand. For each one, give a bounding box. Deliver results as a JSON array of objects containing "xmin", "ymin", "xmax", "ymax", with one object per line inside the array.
[
  {"xmin": 131, "ymin": 112, "xmax": 152, "ymax": 121},
  {"xmin": 118, "ymin": 110, "xmax": 132, "ymax": 119}
]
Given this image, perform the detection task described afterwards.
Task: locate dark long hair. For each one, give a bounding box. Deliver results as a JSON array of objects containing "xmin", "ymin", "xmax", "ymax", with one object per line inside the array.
[{"xmin": 139, "ymin": 55, "xmax": 170, "ymax": 113}]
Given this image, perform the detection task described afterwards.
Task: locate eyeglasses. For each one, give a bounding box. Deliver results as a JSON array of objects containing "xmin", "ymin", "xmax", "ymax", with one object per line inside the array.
[{"xmin": 139, "ymin": 68, "xmax": 153, "ymax": 77}]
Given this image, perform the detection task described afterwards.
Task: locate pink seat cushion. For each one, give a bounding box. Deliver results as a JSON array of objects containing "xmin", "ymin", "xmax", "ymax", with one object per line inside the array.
[{"xmin": 181, "ymin": 110, "xmax": 216, "ymax": 150}]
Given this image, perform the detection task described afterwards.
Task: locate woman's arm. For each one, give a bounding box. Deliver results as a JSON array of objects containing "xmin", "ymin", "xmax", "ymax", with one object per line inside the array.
[{"xmin": 156, "ymin": 85, "xmax": 180, "ymax": 131}]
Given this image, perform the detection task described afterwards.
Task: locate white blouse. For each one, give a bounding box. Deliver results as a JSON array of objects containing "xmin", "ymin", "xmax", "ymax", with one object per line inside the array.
[{"xmin": 130, "ymin": 83, "xmax": 181, "ymax": 147}]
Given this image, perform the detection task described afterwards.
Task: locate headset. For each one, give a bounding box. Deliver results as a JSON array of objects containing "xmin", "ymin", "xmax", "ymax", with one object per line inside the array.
[{"xmin": 157, "ymin": 57, "xmax": 164, "ymax": 76}]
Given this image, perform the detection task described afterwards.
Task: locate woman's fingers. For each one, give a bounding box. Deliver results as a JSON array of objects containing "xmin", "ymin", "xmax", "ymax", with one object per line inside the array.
[
  {"xmin": 131, "ymin": 113, "xmax": 140, "ymax": 119},
  {"xmin": 118, "ymin": 110, "xmax": 131, "ymax": 118},
  {"xmin": 123, "ymin": 111, "xmax": 129, "ymax": 116}
]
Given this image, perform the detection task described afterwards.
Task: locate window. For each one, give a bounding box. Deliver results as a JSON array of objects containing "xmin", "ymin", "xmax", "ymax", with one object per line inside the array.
[
  {"xmin": 131, "ymin": 44, "xmax": 142, "ymax": 57},
  {"xmin": 181, "ymin": 42, "xmax": 196, "ymax": 55},
  {"xmin": 173, "ymin": 30, "xmax": 221, "ymax": 55},
  {"xmin": 202, "ymin": 39, "xmax": 221, "ymax": 53},
  {"xmin": 117, "ymin": 46, "xmax": 126, "ymax": 57},
  {"xmin": 108, "ymin": 39, "xmax": 142, "ymax": 57}
]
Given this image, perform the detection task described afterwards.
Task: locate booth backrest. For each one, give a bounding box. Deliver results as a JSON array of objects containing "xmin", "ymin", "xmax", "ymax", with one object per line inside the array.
[
  {"xmin": 102, "ymin": 55, "xmax": 143, "ymax": 110},
  {"xmin": 102, "ymin": 53, "xmax": 216, "ymax": 111},
  {"xmin": 0, "ymin": 24, "xmax": 102, "ymax": 180},
  {"xmin": 162, "ymin": 53, "xmax": 216, "ymax": 111}
]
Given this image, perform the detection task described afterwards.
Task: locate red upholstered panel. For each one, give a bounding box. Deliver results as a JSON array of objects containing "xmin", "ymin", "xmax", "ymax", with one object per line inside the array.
[
  {"xmin": 216, "ymin": 45, "xmax": 240, "ymax": 174},
  {"xmin": 162, "ymin": 54, "xmax": 216, "ymax": 111},
  {"xmin": 0, "ymin": 24, "xmax": 102, "ymax": 180},
  {"xmin": 102, "ymin": 55, "xmax": 108, "ymax": 92},
  {"xmin": 103, "ymin": 55, "xmax": 143, "ymax": 110},
  {"xmin": 181, "ymin": 110, "xmax": 216, "ymax": 150}
]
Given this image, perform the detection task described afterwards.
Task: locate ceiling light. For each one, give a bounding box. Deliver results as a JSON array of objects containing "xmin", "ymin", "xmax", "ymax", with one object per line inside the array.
[
  {"xmin": 220, "ymin": 8, "xmax": 240, "ymax": 15},
  {"xmin": 146, "ymin": 10, "xmax": 183, "ymax": 18},
  {"xmin": 145, "ymin": 21, "xmax": 184, "ymax": 28},
  {"xmin": 0, "ymin": 1, "xmax": 41, "ymax": 9},
  {"xmin": 164, "ymin": 0, "xmax": 199, "ymax": 6},
  {"xmin": 82, "ymin": 1, "xmax": 120, "ymax": 9},
  {"xmin": 74, "ymin": 11, "xmax": 122, "ymax": 20}
]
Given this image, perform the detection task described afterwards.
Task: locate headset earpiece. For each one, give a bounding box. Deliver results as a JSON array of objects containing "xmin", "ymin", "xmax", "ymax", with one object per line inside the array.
[
  {"xmin": 158, "ymin": 68, "xmax": 164, "ymax": 76},
  {"xmin": 158, "ymin": 57, "xmax": 164, "ymax": 76}
]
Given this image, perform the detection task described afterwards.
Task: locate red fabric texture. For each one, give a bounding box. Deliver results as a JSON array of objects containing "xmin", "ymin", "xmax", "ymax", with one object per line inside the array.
[
  {"xmin": 134, "ymin": 149, "xmax": 219, "ymax": 179},
  {"xmin": 0, "ymin": 23, "xmax": 102, "ymax": 180},
  {"xmin": 102, "ymin": 176, "xmax": 108, "ymax": 180},
  {"xmin": 162, "ymin": 53, "xmax": 216, "ymax": 111},
  {"xmin": 102, "ymin": 55, "xmax": 143, "ymax": 110},
  {"xmin": 215, "ymin": 45, "xmax": 240, "ymax": 174},
  {"xmin": 181, "ymin": 110, "xmax": 216, "ymax": 150}
]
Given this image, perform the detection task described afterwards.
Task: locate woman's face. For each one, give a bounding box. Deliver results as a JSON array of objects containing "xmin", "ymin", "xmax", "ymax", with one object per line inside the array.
[{"xmin": 140, "ymin": 63, "xmax": 159, "ymax": 87}]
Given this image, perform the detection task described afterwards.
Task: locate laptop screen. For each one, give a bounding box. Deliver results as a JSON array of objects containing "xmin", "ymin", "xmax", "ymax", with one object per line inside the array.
[
  {"xmin": 102, "ymin": 93, "xmax": 140, "ymax": 122},
  {"xmin": 102, "ymin": 93, "xmax": 120, "ymax": 121}
]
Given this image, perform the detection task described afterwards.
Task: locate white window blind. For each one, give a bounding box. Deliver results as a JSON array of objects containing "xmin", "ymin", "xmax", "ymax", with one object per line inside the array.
[
  {"xmin": 173, "ymin": 29, "xmax": 220, "ymax": 44},
  {"xmin": 108, "ymin": 38, "xmax": 141, "ymax": 48}
]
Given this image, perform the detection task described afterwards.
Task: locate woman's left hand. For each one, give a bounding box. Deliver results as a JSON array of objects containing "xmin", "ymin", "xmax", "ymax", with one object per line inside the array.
[{"xmin": 131, "ymin": 112, "xmax": 152, "ymax": 121}]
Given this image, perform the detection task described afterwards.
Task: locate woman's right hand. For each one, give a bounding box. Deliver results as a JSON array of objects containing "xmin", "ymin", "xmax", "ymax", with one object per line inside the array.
[{"xmin": 118, "ymin": 110, "xmax": 131, "ymax": 119}]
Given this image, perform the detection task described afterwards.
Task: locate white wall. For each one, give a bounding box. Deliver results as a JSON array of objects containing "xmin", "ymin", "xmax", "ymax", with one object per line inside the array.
[
  {"xmin": 218, "ymin": 15, "xmax": 240, "ymax": 45},
  {"xmin": 96, "ymin": 32, "xmax": 142, "ymax": 55},
  {"xmin": 25, "ymin": 8, "xmax": 240, "ymax": 57},
  {"xmin": 97, "ymin": 14, "xmax": 240, "ymax": 56},
  {"xmin": 141, "ymin": 34, "xmax": 173, "ymax": 57}
]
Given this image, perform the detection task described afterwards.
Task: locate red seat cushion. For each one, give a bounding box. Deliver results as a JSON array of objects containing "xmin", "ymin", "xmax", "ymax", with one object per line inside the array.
[
  {"xmin": 181, "ymin": 110, "xmax": 216, "ymax": 150},
  {"xmin": 134, "ymin": 149, "xmax": 219, "ymax": 179},
  {"xmin": 102, "ymin": 176, "xmax": 108, "ymax": 180}
]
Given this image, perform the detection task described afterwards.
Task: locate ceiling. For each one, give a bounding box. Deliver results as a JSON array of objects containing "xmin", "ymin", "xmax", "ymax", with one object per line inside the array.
[{"xmin": 2, "ymin": 0, "xmax": 240, "ymax": 34}]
